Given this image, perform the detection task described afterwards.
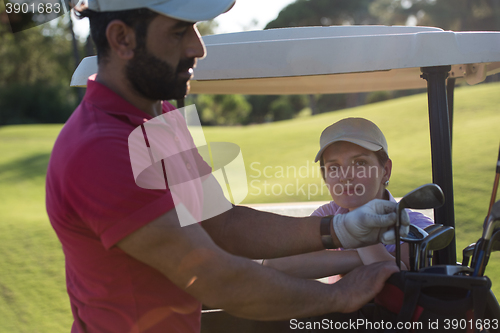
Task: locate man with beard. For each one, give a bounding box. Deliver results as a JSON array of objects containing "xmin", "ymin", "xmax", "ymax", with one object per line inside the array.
[{"xmin": 46, "ymin": 1, "xmax": 409, "ymax": 332}]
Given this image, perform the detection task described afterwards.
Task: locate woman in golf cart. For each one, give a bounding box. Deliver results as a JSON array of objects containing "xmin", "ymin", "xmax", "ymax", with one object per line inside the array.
[{"xmin": 264, "ymin": 118, "xmax": 433, "ymax": 281}]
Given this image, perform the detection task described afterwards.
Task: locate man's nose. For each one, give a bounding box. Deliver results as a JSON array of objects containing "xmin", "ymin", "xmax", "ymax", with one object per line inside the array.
[{"xmin": 185, "ymin": 25, "xmax": 206, "ymax": 60}]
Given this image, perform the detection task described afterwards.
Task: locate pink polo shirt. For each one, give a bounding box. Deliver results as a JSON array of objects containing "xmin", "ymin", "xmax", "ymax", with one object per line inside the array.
[{"xmin": 46, "ymin": 76, "xmax": 205, "ymax": 333}]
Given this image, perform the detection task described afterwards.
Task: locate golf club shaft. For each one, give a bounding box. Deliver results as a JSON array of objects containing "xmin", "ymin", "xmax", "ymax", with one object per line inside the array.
[
  {"xmin": 487, "ymin": 143, "xmax": 500, "ymax": 217},
  {"xmin": 488, "ymin": 173, "xmax": 499, "ymax": 217},
  {"xmin": 477, "ymin": 144, "xmax": 500, "ymax": 275},
  {"xmin": 409, "ymin": 243, "xmax": 415, "ymax": 271},
  {"xmin": 395, "ymin": 210, "xmax": 401, "ymax": 270}
]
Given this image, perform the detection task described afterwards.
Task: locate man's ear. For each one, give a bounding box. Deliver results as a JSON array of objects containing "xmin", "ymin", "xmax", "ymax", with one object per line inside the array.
[{"xmin": 106, "ymin": 20, "xmax": 137, "ymax": 60}]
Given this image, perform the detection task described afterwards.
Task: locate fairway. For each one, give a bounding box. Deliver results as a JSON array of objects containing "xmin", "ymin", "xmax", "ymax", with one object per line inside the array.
[{"xmin": 1, "ymin": 82, "xmax": 499, "ymax": 332}]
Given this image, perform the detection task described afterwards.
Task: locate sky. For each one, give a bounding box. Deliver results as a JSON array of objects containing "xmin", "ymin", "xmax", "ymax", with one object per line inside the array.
[
  {"xmin": 72, "ymin": 0, "xmax": 297, "ymax": 39},
  {"xmin": 212, "ymin": 0, "xmax": 296, "ymax": 33}
]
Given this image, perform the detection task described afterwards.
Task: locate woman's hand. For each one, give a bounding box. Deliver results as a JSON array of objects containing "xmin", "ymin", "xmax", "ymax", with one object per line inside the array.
[
  {"xmin": 263, "ymin": 249, "xmax": 363, "ymax": 279},
  {"xmin": 357, "ymin": 243, "xmax": 409, "ymax": 270}
]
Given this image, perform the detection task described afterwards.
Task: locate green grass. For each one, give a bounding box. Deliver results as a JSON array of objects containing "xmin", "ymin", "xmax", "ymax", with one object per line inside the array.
[
  {"xmin": 0, "ymin": 125, "xmax": 70, "ymax": 332},
  {"xmin": 1, "ymin": 83, "xmax": 500, "ymax": 331}
]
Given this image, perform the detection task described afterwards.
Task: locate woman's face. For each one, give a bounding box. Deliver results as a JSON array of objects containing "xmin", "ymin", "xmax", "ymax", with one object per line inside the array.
[{"xmin": 322, "ymin": 141, "xmax": 391, "ymax": 211}]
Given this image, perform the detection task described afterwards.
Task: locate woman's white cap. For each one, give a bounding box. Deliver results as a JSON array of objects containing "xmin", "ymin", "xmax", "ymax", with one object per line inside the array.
[
  {"xmin": 315, "ymin": 118, "xmax": 388, "ymax": 162},
  {"xmin": 87, "ymin": 0, "xmax": 236, "ymax": 22}
]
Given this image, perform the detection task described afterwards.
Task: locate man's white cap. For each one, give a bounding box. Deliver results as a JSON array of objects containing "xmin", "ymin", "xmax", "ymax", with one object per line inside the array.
[
  {"xmin": 87, "ymin": 0, "xmax": 236, "ymax": 22},
  {"xmin": 315, "ymin": 118, "xmax": 388, "ymax": 163}
]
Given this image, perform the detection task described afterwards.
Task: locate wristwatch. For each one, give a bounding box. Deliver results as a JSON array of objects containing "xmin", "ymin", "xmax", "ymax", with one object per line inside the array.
[{"xmin": 320, "ymin": 215, "xmax": 336, "ymax": 249}]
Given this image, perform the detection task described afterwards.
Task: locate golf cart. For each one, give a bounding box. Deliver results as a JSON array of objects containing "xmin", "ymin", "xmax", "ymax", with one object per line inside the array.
[{"xmin": 71, "ymin": 25, "xmax": 500, "ymax": 330}]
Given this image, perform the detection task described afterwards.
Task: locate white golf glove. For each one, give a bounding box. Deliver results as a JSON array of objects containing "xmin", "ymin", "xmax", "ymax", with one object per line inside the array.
[{"xmin": 332, "ymin": 199, "xmax": 410, "ymax": 249}]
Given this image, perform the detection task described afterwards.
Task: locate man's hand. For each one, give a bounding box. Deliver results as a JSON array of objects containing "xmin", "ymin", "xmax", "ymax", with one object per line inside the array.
[
  {"xmin": 333, "ymin": 261, "xmax": 399, "ymax": 313},
  {"xmin": 332, "ymin": 199, "xmax": 410, "ymax": 249},
  {"xmin": 117, "ymin": 206, "xmax": 401, "ymax": 321}
]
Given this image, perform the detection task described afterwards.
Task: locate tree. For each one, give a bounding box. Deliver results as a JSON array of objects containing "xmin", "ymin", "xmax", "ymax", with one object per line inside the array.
[
  {"xmin": 197, "ymin": 94, "xmax": 251, "ymax": 125},
  {"xmin": 244, "ymin": 95, "xmax": 310, "ymax": 123},
  {"xmin": 0, "ymin": 8, "xmax": 81, "ymax": 124},
  {"xmin": 266, "ymin": 0, "xmax": 379, "ymax": 29},
  {"xmin": 197, "ymin": 20, "xmax": 219, "ymax": 36},
  {"xmin": 263, "ymin": 0, "xmax": 382, "ymax": 114},
  {"xmin": 267, "ymin": 95, "xmax": 308, "ymax": 122},
  {"xmin": 370, "ymin": 0, "xmax": 500, "ymax": 31},
  {"xmin": 2, "ymin": 0, "xmax": 72, "ymax": 33}
]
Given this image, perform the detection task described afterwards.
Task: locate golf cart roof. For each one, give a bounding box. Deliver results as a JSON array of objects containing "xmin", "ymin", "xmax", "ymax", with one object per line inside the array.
[{"xmin": 71, "ymin": 25, "xmax": 500, "ymax": 93}]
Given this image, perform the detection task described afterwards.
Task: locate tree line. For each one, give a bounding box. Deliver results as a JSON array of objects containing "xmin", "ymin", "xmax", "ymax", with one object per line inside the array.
[{"xmin": 1, "ymin": 0, "xmax": 499, "ymax": 125}]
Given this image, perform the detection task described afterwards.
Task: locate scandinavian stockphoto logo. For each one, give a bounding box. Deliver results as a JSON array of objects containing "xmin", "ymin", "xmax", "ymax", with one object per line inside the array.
[
  {"xmin": 247, "ymin": 161, "xmax": 382, "ymax": 200},
  {"xmin": 128, "ymin": 105, "xmax": 248, "ymax": 227},
  {"xmin": 2, "ymin": 0, "xmax": 76, "ymax": 33}
]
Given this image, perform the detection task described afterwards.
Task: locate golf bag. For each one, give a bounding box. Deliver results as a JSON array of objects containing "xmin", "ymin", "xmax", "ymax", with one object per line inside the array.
[{"xmin": 371, "ymin": 270, "xmax": 500, "ymax": 333}]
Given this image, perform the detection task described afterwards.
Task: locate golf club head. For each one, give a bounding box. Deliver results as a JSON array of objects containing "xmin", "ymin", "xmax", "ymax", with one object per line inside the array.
[
  {"xmin": 462, "ymin": 242, "xmax": 476, "ymax": 267},
  {"xmin": 472, "ymin": 229, "xmax": 500, "ymax": 277},
  {"xmin": 492, "ymin": 230, "xmax": 500, "ymax": 252},
  {"xmin": 395, "ymin": 184, "xmax": 444, "ymax": 271},
  {"xmin": 471, "ymin": 238, "xmax": 488, "ymax": 276},
  {"xmin": 419, "ymin": 225, "xmax": 455, "ymax": 269},
  {"xmin": 399, "ymin": 183, "xmax": 445, "ymax": 210},
  {"xmin": 423, "ymin": 224, "xmax": 441, "ymax": 233},
  {"xmin": 483, "ymin": 200, "xmax": 500, "ymax": 240},
  {"xmin": 421, "ymin": 225, "xmax": 454, "ymax": 252},
  {"xmin": 401, "ymin": 224, "xmax": 428, "ymax": 272},
  {"xmin": 486, "ymin": 228, "xmax": 500, "ymax": 257},
  {"xmin": 401, "ymin": 224, "xmax": 429, "ymax": 243},
  {"xmin": 491, "ymin": 200, "xmax": 500, "ymax": 220},
  {"xmin": 472, "ymin": 201, "xmax": 500, "ymax": 276}
]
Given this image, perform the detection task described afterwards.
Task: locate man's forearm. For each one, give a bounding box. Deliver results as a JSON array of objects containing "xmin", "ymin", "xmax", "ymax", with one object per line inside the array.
[
  {"xmin": 190, "ymin": 252, "xmax": 396, "ymax": 321},
  {"xmin": 201, "ymin": 206, "xmax": 338, "ymax": 259},
  {"xmin": 195, "ymin": 255, "xmax": 347, "ymax": 320},
  {"xmin": 201, "ymin": 199, "xmax": 404, "ymax": 259}
]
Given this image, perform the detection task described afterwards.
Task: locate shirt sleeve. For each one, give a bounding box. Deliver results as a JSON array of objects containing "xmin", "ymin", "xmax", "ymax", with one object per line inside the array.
[
  {"xmin": 66, "ymin": 136, "xmax": 175, "ymax": 249},
  {"xmin": 311, "ymin": 201, "xmax": 338, "ymax": 217}
]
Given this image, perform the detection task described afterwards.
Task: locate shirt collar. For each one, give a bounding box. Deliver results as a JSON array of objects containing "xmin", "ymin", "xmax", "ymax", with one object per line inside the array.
[
  {"xmin": 336, "ymin": 189, "xmax": 396, "ymax": 215},
  {"xmin": 83, "ymin": 74, "xmax": 177, "ymax": 126},
  {"xmin": 386, "ymin": 189, "xmax": 397, "ymax": 203}
]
